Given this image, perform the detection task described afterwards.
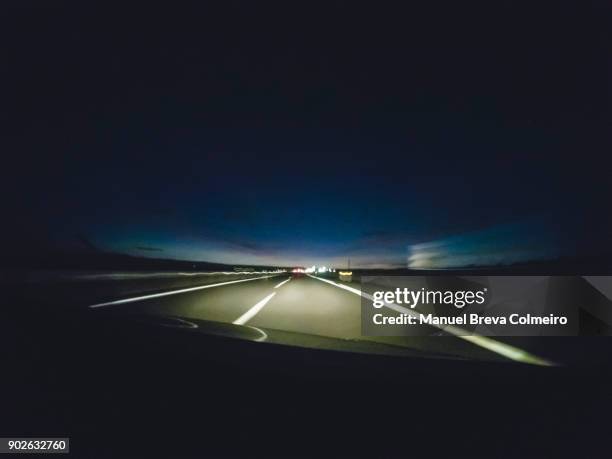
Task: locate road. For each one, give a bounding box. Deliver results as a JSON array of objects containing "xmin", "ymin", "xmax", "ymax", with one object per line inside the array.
[
  {"xmin": 91, "ymin": 274, "xmax": 362, "ymax": 336},
  {"xmin": 87, "ymin": 273, "xmax": 553, "ymax": 365},
  {"xmin": 6, "ymin": 272, "xmax": 607, "ymax": 459}
]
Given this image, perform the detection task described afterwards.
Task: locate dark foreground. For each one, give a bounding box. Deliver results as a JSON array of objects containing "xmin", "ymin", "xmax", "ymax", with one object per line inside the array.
[{"xmin": 1, "ymin": 281, "xmax": 612, "ymax": 458}]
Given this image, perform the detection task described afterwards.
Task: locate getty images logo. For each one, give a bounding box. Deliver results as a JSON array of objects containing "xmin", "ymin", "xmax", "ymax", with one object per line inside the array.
[{"xmin": 371, "ymin": 287, "xmax": 488, "ymax": 309}]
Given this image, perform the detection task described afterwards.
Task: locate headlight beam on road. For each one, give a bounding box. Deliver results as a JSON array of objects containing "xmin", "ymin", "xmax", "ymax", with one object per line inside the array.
[
  {"xmin": 233, "ymin": 292, "xmax": 277, "ymax": 326},
  {"xmin": 274, "ymin": 277, "xmax": 291, "ymax": 289}
]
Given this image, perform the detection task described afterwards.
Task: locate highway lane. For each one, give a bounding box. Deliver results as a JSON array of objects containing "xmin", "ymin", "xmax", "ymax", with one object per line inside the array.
[
  {"xmin": 253, "ymin": 275, "xmax": 509, "ymax": 361},
  {"xmin": 102, "ymin": 274, "xmax": 283, "ymax": 324},
  {"xmin": 249, "ymin": 275, "xmax": 361, "ymax": 338},
  {"xmin": 88, "ymin": 273, "xmax": 527, "ymax": 363}
]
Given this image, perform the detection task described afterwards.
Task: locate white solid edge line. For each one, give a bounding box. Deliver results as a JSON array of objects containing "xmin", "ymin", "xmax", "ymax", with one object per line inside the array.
[
  {"xmin": 274, "ymin": 277, "xmax": 291, "ymax": 289},
  {"xmin": 307, "ymin": 274, "xmax": 554, "ymax": 366},
  {"xmin": 233, "ymin": 292, "xmax": 277, "ymax": 326},
  {"xmin": 89, "ymin": 275, "xmax": 277, "ymax": 308}
]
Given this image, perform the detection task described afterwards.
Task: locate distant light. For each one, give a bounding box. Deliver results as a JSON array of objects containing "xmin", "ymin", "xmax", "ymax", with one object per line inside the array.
[{"xmin": 339, "ymin": 271, "xmax": 352, "ymax": 275}]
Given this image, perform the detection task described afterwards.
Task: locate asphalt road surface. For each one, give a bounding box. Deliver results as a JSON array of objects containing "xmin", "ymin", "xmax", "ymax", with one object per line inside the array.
[{"xmin": 86, "ymin": 273, "xmax": 558, "ymax": 365}]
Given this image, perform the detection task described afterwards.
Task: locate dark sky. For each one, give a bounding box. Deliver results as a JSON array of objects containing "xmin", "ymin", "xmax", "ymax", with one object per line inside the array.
[{"xmin": 2, "ymin": 1, "xmax": 612, "ymax": 268}]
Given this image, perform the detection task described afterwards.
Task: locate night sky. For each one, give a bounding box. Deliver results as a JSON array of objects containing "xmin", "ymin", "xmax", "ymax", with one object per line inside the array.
[{"xmin": 3, "ymin": 1, "xmax": 612, "ymax": 268}]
